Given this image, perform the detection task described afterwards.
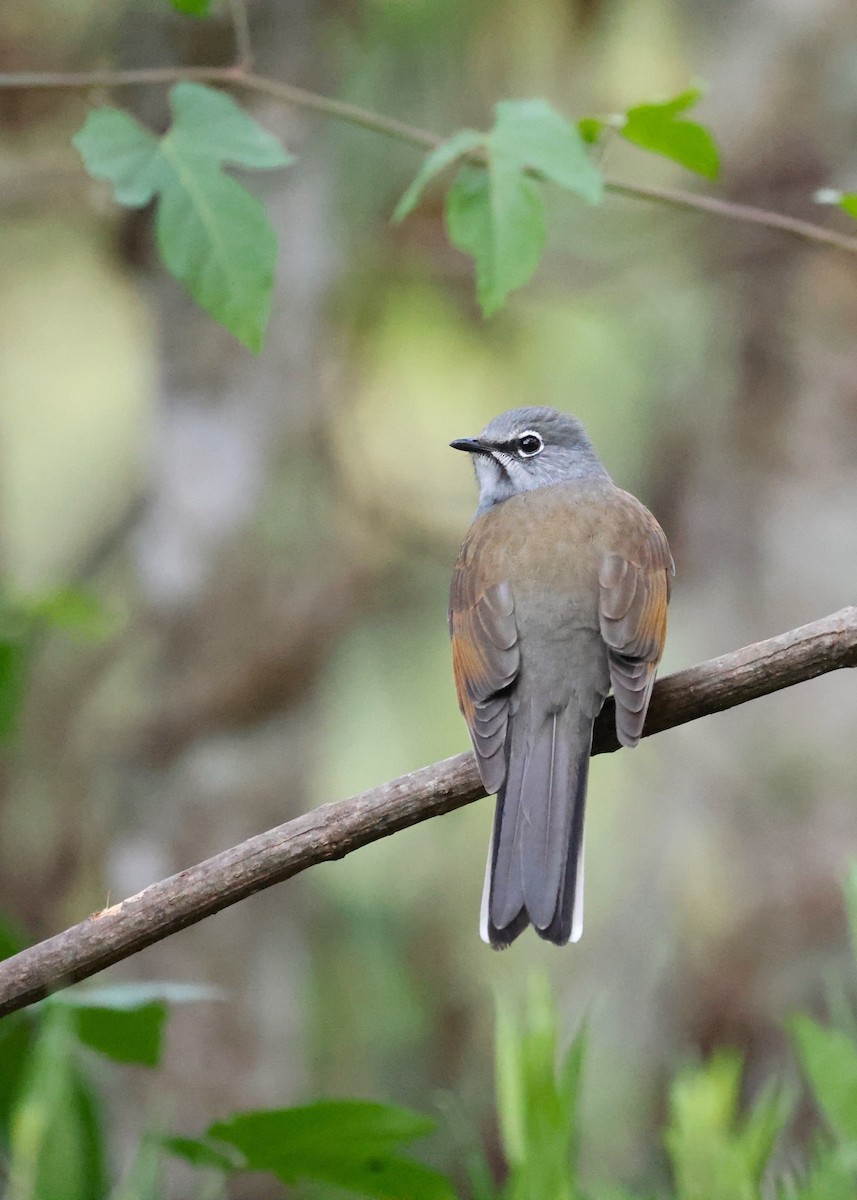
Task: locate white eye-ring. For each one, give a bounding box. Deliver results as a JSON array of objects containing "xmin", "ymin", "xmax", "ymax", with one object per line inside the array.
[{"xmin": 516, "ymin": 430, "xmax": 544, "ymax": 458}]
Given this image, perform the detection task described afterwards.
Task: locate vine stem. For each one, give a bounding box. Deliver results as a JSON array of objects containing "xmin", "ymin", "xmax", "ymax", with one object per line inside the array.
[{"xmin": 0, "ymin": 64, "xmax": 856, "ymax": 256}]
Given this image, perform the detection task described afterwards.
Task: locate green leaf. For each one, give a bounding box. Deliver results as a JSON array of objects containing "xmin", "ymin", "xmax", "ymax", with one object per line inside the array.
[
  {"xmin": 0, "ymin": 637, "xmax": 29, "ymax": 741},
  {"xmin": 73, "ymin": 82, "xmax": 293, "ymax": 351},
  {"xmin": 782, "ymin": 1142, "xmax": 857, "ymax": 1200},
  {"xmin": 73, "ymin": 106, "xmax": 162, "ymax": 205},
  {"xmin": 29, "ymin": 588, "xmax": 112, "ymax": 640},
  {"xmin": 0, "ymin": 1015, "xmax": 34, "ymax": 1151},
  {"xmin": 558, "ymin": 1019, "xmax": 587, "ymax": 1162},
  {"xmin": 168, "ymin": 0, "xmax": 213, "ymax": 15},
  {"xmin": 441, "ymin": 100, "xmax": 602, "ymax": 315},
  {"xmin": 165, "ymin": 82, "xmax": 291, "ymax": 170},
  {"xmin": 741, "ymin": 1079, "xmax": 793, "ymax": 1183},
  {"xmin": 665, "ymin": 1050, "xmax": 789, "ymax": 1200},
  {"xmin": 6, "ymin": 1005, "xmax": 107, "ymax": 1200},
  {"xmin": 73, "ymin": 1004, "xmax": 168, "ymax": 1067},
  {"xmin": 491, "ymin": 99, "xmax": 603, "ymax": 202},
  {"xmin": 495, "ymin": 996, "xmax": 526, "ymax": 1166},
  {"xmin": 813, "ymin": 190, "xmax": 857, "ymax": 222},
  {"xmin": 55, "ymin": 980, "xmax": 222, "ymax": 1067},
  {"xmin": 393, "ymin": 129, "xmax": 484, "ymax": 222},
  {"xmin": 0, "ymin": 910, "xmax": 28, "ymax": 959},
  {"xmin": 792, "ymin": 1015, "xmax": 857, "ymax": 1143},
  {"xmin": 446, "ymin": 164, "xmax": 545, "ymax": 316},
  {"xmin": 164, "ymin": 1134, "xmax": 243, "ymax": 1171},
  {"xmin": 629, "ymin": 87, "xmax": 702, "ymax": 122},
  {"xmin": 494, "ymin": 977, "xmax": 585, "ymax": 1200},
  {"xmin": 578, "ymin": 117, "xmax": 605, "ymax": 145},
  {"xmin": 208, "ymin": 1100, "xmax": 455, "ymax": 1199},
  {"xmin": 620, "ymin": 87, "xmax": 720, "ymax": 179}
]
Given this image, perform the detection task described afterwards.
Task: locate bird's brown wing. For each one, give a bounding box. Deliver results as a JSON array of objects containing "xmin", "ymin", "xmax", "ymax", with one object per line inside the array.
[
  {"xmin": 449, "ymin": 531, "xmax": 519, "ymax": 794},
  {"xmin": 599, "ymin": 498, "xmax": 673, "ymax": 747}
]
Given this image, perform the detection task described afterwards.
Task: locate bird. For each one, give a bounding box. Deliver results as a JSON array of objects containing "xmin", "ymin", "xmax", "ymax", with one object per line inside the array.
[{"xmin": 449, "ymin": 406, "xmax": 673, "ymax": 948}]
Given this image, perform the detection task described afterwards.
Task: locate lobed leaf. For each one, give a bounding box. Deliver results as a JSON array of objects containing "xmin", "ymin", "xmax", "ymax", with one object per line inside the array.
[
  {"xmin": 73, "ymin": 107, "xmax": 162, "ymax": 205},
  {"xmin": 400, "ymin": 99, "xmax": 602, "ymax": 315},
  {"xmin": 73, "ymin": 82, "xmax": 293, "ymax": 351}
]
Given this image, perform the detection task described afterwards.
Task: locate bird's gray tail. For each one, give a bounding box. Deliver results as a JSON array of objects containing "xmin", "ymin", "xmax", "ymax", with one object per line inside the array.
[{"xmin": 481, "ymin": 701, "xmax": 593, "ymax": 948}]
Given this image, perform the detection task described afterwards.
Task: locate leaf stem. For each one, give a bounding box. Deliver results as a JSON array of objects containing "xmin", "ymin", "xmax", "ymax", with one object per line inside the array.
[{"xmin": 1, "ymin": 64, "xmax": 856, "ymax": 256}]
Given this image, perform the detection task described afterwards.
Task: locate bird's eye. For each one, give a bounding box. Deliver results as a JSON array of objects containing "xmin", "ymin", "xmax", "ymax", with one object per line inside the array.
[{"xmin": 516, "ymin": 432, "xmax": 544, "ymax": 458}]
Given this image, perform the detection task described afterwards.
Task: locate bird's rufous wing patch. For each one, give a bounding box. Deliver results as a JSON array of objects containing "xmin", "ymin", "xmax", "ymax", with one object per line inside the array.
[
  {"xmin": 599, "ymin": 503, "xmax": 672, "ymax": 747},
  {"xmin": 449, "ymin": 536, "xmax": 519, "ymax": 793}
]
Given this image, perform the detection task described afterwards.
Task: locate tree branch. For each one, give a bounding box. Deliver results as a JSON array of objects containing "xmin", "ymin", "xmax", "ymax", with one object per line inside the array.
[
  {"xmin": 0, "ymin": 65, "xmax": 856, "ymax": 257},
  {"xmin": 0, "ymin": 608, "xmax": 854, "ymax": 1019}
]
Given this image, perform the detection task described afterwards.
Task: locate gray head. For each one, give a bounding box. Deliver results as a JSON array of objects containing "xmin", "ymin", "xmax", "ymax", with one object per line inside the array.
[{"xmin": 451, "ymin": 406, "xmax": 610, "ymax": 513}]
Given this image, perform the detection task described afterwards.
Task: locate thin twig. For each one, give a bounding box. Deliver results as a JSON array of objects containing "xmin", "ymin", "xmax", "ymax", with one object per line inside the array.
[
  {"xmin": 0, "ymin": 66, "xmax": 440, "ymax": 150},
  {"xmin": 603, "ymin": 177, "xmax": 857, "ymax": 256},
  {"xmin": 0, "ymin": 65, "xmax": 855, "ymax": 256},
  {"xmin": 0, "ymin": 608, "xmax": 854, "ymax": 1019}
]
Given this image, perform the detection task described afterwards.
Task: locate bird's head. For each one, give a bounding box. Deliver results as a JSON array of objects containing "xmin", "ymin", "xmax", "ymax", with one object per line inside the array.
[{"xmin": 451, "ymin": 406, "xmax": 609, "ymax": 512}]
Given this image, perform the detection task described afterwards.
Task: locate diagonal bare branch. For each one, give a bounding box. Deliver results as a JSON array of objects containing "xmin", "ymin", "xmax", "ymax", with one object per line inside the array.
[{"xmin": 0, "ymin": 607, "xmax": 855, "ymax": 1019}]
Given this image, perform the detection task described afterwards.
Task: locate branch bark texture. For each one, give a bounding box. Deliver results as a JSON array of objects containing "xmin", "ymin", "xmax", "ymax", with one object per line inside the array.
[{"xmin": 0, "ymin": 607, "xmax": 855, "ymax": 1018}]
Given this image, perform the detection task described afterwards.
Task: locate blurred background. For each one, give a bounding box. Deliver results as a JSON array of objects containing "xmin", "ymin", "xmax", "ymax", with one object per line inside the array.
[{"xmin": 1, "ymin": 0, "xmax": 857, "ymax": 1194}]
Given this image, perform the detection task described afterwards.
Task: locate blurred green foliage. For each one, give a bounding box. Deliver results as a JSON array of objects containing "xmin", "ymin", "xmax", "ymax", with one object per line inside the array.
[
  {"xmin": 617, "ymin": 87, "xmax": 720, "ymax": 179},
  {"xmin": 8, "ymin": 905, "xmax": 857, "ymax": 1199},
  {"xmin": 6, "ymin": 4, "xmax": 857, "ymax": 1197},
  {"xmin": 494, "ymin": 977, "xmax": 586, "ymax": 1200},
  {"xmin": 0, "ymin": 587, "xmax": 110, "ymax": 742},
  {"xmin": 171, "ymin": 1102, "xmax": 456, "ymax": 1198},
  {"xmin": 664, "ymin": 1052, "xmax": 790, "ymax": 1200},
  {"xmin": 167, "ymin": 0, "xmax": 212, "ymax": 15}
]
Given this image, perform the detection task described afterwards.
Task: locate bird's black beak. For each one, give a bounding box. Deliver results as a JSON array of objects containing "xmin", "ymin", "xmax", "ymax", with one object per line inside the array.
[{"xmin": 450, "ymin": 437, "xmax": 488, "ymax": 454}]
